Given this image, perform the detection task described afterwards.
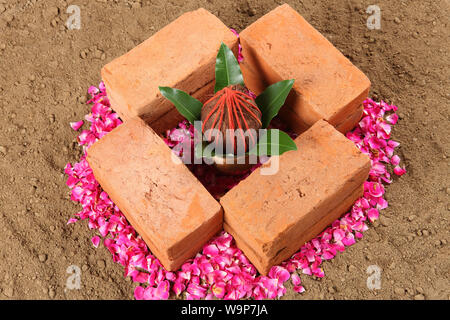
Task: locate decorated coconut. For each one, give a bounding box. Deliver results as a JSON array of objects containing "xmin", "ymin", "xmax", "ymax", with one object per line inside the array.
[{"xmin": 201, "ymin": 84, "xmax": 262, "ymax": 154}]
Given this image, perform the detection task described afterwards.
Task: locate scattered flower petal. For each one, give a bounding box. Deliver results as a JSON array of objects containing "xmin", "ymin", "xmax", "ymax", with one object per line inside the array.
[
  {"xmin": 394, "ymin": 166, "xmax": 407, "ymax": 176},
  {"xmin": 367, "ymin": 208, "xmax": 379, "ymax": 222},
  {"xmin": 91, "ymin": 236, "xmax": 101, "ymax": 248},
  {"xmin": 70, "ymin": 120, "xmax": 84, "ymax": 131},
  {"xmin": 391, "ymin": 155, "xmax": 401, "ymax": 166}
]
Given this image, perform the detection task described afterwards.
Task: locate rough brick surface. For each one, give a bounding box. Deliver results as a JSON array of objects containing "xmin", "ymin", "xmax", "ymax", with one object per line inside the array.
[
  {"xmin": 336, "ymin": 104, "xmax": 364, "ymax": 133},
  {"xmin": 220, "ymin": 120, "xmax": 371, "ymax": 274},
  {"xmin": 87, "ymin": 118, "xmax": 223, "ymax": 271},
  {"xmin": 240, "ymin": 4, "xmax": 370, "ymax": 133},
  {"xmin": 101, "ymin": 8, "xmax": 237, "ymax": 123}
]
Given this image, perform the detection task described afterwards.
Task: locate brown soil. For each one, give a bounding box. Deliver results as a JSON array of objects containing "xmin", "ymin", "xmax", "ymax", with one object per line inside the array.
[{"xmin": 0, "ymin": 0, "xmax": 448, "ymax": 300}]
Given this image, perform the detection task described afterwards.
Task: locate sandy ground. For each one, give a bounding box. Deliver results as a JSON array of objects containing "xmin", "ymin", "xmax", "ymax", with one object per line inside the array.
[{"xmin": 0, "ymin": 0, "xmax": 448, "ymax": 300}]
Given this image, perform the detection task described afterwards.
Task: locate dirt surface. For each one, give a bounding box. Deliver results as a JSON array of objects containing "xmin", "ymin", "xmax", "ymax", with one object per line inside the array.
[{"xmin": 0, "ymin": 0, "xmax": 448, "ymax": 300}]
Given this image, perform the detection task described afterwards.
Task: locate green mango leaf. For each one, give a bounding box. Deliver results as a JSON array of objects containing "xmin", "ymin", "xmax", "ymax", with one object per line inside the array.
[
  {"xmin": 194, "ymin": 142, "xmax": 203, "ymax": 159},
  {"xmin": 256, "ymin": 79, "xmax": 295, "ymax": 128},
  {"xmin": 248, "ymin": 129, "xmax": 297, "ymax": 156},
  {"xmin": 214, "ymin": 42, "xmax": 244, "ymax": 92},
  {"xmin": 159, "ymin": 87, "xmax": 202, "ymax": 124}
]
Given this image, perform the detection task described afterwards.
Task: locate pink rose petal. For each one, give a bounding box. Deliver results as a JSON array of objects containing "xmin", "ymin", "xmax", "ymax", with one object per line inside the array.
[
  {"xmin": 367, "ymin": 208, "xmax": 380, "ymax": 222},
  {"xmin": 394, "ymin": 166, "xmax": 407, "ymax": 176},
  {"xmin": 391, "ymin": 155, "xmax": 401, "ymax": 166},
  {"xmin": 91, "ymin": 236, "xmax": 101, "ymax": 248},
  {"xmin": 70, "ymin": 120, "xmax": 84, "ymax": 131}
]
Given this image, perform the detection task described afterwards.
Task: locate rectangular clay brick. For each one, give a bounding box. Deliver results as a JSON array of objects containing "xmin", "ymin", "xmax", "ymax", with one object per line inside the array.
[
  {"xmin": 335, "ymin": 104, "xmax": 364, "ymax": 133},
  {"xmin": 240, "ymin": 4, "xmax": 370, "ymax": 133},
  {"xmin": 87, "ymin": 118, "xmax": 223, "ymax": 271},
  {"xmin": 225, "ymin": 185, "xmax": 363, "ymax": 275},
  {"xmin": 101, "ymin": 8, "xmax": 237, "ymax": 123},
  {"xmin": 220, "ymin": 120, "xmax": 371, "ymax": 275},
  {"xmin": 276, "ymin": 103, "xmax": 363, "ymax": 135}
]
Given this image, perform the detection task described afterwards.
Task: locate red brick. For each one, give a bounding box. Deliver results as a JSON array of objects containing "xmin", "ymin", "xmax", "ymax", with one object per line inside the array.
[
  {"xmin": 240, "ymin": 4, "xmax": 370, "ymax": 133},
  {"xmin": 220, "ymin": 120, "xmax": 370, "ymax": 274},
  {"xmin": 101, "ymin": 8, "xmax": 237, "ymax": 124},
  {"xmin": 335, "ymin": 104, "xmax": 364, "ymax": 133},
  {"xmin": 87, "ymin": 118, "xmax": 223, "ymax": 271},
  {"xmin": 225, "ymin": 185, "xmax": 363, "ymax": 275}
]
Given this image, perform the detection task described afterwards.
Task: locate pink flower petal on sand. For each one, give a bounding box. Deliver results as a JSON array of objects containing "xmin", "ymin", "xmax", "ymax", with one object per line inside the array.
[
  {"xmin": 229, "ymin": 28, "xmax": 243, "ymax": 63},
  {"xmin": 155, "ymin": 280, "xmax": 170, "ymax": 300},
  {"xmin": 133, "ymin": 272, "xmax": 150, "ymax": 283},
  {"xmin": 173, "ymin": 281, "xmax": 185, "ymax": 296},
  {"xmin": 294, "ymin": 285, "xmax": 305, "ymax": 293},
  {"xmin": 302, "ymin": 267, "xmax": 312, "ymax": 276},
  {"xmin": 142, "ymin": 286, "xmax": 156, "ymax": 300},
  {"xmin": 394, "ymin": 166, "xmax": 407, "ymax": 176},
  {"xmin": 67, "ymin": 218, "xmax": 78, "ymax": 224},
  {"xmin": 291, "ymin": 273, "xmax": 301, "ymax": 286},
  {"xmin": 134, "ymin": 286, "xmax": 145, "ymax": 300},
  {"xmin": 261, "ymin": 278, "xmax": 278, "ymax": 299},
  {"xmin": 386, "ymin": 113, "xmax": 398, "ymax": 125},
  {"xmin": 365, "ymin": 181, "xmax": 385, "ymax": 197},
  {"xmin": 269, "ymin": 266, "xmax": 290, "ymax": 283},
  {"xmin": 359, "ymin": 116, "xmax": 373, "ymax": 132},
  {"xmin": 70, "ymin": 120, "xmax": 84, "ymax": 131},
  {"xmin": 388, "ymin": 140, "xmax": 400, "ymax": 148},
  {"xmin": 88, "ymin": 86, "xmax": 100, "ymax": 96},
  {"xmin": 322, "ymin": 250, "xmax": 335, "ymax": 260},
  {"xmin": 371, "ymin": 162, "xmax": 387, "ymax": 176},
  {"xmin": 377, "ymin": 197, "xmax": 389, "ymax": 210},
  {"xmin": 211, "ymin": 282, "xmax": 226, "ymax": 299},
  {"xmin": 312, "ymin": 266, "xmax": 325, "ymax": 278},
  {"xmin": 368, "ymin": 136, "xmax": 387, "ymax": 150},
  {"xmin": 203, "ymin": 244, "xmax": 219, "ymax": 256},
  {"xmin": 91, "ymin": 236, "xmax": 101, "ymax": 248},
  {"xmin": 342, "ymin": 234, "xmax": 356, "ymax": 246},
  {"xmin": 391, "ymin": 155, "xmax": 401, "ymax": 166},
  {"xmin": 378, "ymin": 122, "xmax": 391, "ymax": 136},
  {"xmin": 165, "ymin": 272, "xmax": 176, "ymax": 281},
  {"xmin": 187, "ymin": 283, "xmax": 207, "ymax": 299},
  {"xmin": 367, "ymin": 208, "xmax": 379, "ymax": 222},
  {"xmin": 333, "ymin": 229, "xmax": 345, "ymax": 242}
]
